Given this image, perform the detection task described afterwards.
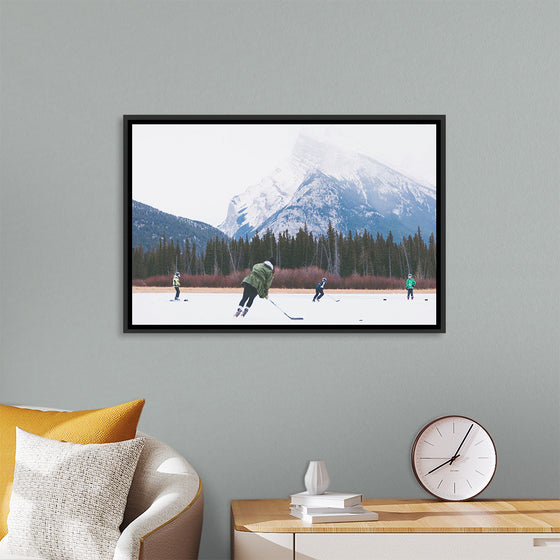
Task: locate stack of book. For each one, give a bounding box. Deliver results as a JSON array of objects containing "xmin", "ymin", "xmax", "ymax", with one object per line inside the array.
[{"xmin": 289, "ymin": 491, "xmax": 378, "ymax": 523}]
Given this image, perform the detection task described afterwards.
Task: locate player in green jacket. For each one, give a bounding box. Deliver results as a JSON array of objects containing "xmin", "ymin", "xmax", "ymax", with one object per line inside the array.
[
  {"xmin": 173, "ymin": 272, "xmax": 180, "ymax": 301},
  {"xmin": 235, "ymin": 258, "xmax": 275, "ymax": 317},
  {"xmin": 406, "ymin": 273, "xmax": 416, "ymax": 300}
]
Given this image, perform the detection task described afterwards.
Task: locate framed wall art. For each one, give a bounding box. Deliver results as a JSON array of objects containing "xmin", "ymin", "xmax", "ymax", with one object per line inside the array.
[{"xmin": 124, "ymin": 115, "xmax": 445, "ymax": 332}]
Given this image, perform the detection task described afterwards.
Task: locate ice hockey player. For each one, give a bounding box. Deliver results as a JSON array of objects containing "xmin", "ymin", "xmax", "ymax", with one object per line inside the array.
[
  {"xmin": 406, "ymin": 273, "xmax": 416, "ymax": 300},
  {"xmin": 234, "ymin": 258, "xmax": 275, "ymax": 317},
  {"xmin": 312, "ymin": 277, "xmax": 327, "ymax": 302},
  {"xmin": 173, "ymin": 271, "xmax": 181, "ymax": 301}
]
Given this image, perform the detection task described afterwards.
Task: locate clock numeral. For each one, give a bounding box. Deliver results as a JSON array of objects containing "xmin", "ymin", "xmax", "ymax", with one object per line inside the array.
[
  {"xmin": 453, "ymin": 483, "xmax": 456, "ymax": 494},
  {"xmin": 423, "ymin": 440, "xmax": 435, "ymax": 446},
  {"xmin": 466, "ymin": 479, "xmax": 473, "ymax": 489},
  {"xmin": 437, "ymin": 479, "xmax": 443, "ymax": 489},
  {"xmin": 435, "ymin": 427, "xmax": 443, "ymax": 438},
  {"xmin": 475, "ymin": 470, "xmax": 485, "ymax": 476},
  {"xmin": 474, "ymin": 439, "xmax": 485, "ymax": 446}
]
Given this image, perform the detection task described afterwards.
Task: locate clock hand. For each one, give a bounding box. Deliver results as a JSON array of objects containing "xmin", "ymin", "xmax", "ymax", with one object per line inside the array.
[
  {"xmin": 449, "ymin": 423, "xmax": 473, "ymax": 464},
  {"xmin": 426, "ymin": 455, "xmax": 460, "ymax": 475},
  {"xmin": 426, "ymin": 424, "xmax": 474, "ymax": 474}
]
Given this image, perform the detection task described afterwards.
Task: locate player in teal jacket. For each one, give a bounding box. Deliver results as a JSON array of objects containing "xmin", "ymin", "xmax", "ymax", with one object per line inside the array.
[
  {"xmin": 406, "ymin": 273, "xmax": 416, "ymax": 300},
  {"xmin": 234, "ymin": 258, "xmax": 275, "ymax": 317}
]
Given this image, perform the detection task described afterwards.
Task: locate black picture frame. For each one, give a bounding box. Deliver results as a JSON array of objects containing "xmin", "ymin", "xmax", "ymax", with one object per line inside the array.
[{"xmin": 124, "ymin": 115, "xmax": 445, "ymax": 333}]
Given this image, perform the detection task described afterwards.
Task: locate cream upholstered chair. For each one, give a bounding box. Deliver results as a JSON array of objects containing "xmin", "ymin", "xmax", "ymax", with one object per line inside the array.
[
  {"xmin": 116, "ymin": 432, "xmax": 203, "ymax": 560},
  {"xmin": 0, "ymin": 429, "xmax": 203, "ymax": 560}
]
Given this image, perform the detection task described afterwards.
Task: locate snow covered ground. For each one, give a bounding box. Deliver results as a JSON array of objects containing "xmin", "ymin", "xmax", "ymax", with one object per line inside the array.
[{"xmin": 132, "ymin": 292, "xmax": 436, "ymax": 327}]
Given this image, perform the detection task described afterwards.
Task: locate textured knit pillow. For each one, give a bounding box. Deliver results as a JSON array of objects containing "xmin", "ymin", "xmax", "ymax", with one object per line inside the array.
[
  {"xmin": 0, "ymin": 398, "xmax": 144, "ymax": 537},
  {"xmin": 3, "ymin": 428, "xmax": 144, "ymax": 560}
]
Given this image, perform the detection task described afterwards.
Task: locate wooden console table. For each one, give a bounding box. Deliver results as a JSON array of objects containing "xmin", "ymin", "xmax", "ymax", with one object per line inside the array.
[{"xmin": 231, "ymin": 498, "xmax": 560, "ymax": 560}]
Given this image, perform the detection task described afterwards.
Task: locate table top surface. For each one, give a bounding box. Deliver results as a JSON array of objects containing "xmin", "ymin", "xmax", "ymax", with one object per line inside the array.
[{"xmin": 231, "ymin": 499, "xmax": 560, "ymax": 533}]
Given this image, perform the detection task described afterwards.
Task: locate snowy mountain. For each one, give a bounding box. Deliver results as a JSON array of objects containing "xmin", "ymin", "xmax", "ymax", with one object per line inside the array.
[
  {"xmin": 132, "ymin": 200, "xmax": 227, "ymax": 253},
  {"xmin": 219, "ymin": 134, "xmax": 436, "ymax": 240}
]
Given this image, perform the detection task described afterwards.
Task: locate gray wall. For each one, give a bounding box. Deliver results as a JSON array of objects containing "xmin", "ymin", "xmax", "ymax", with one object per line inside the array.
[{"xmin": 1, "ymin": 1, "xmax": 558, "ymax": 558}]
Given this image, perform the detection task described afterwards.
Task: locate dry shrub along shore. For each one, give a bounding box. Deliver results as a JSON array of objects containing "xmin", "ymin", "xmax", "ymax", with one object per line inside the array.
[
  {"xmin": 133, "ymin": 286, "xmax": 435, "ymax": 295},
  {"xmin": 133, "ymin": 268, "xmax": 436, "ymax": 292}
]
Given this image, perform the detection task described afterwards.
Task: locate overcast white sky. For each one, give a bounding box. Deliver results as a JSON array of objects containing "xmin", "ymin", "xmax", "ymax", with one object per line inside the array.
[{"xmin": 132, "ymin": 123, "xmax": 436, "ymax": 227}]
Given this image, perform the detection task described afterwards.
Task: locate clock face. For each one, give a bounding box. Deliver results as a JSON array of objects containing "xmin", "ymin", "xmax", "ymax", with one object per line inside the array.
[{"xmin": 412, "ymin": 416, "xmax": 497, "ymax": 501}]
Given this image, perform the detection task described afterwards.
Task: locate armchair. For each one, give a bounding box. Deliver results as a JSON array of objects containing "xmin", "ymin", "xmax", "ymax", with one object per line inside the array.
[
  {"xmin": 0, "ymin": 431, "xmax": 203, "ymax": 560},
  {"xmin": 117, "ymin": 432, "xmax": 203, "ymax": 560}
]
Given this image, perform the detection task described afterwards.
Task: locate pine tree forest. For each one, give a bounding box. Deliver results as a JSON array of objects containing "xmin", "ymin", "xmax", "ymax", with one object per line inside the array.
[{"xmin": 132, "ymin": 224, "xmax": 436, "ymax": 289}]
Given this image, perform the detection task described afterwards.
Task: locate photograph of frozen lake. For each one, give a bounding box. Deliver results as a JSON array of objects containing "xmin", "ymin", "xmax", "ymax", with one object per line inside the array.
[{"xmin": 126, "ymin": 117, "xmax": 443, "ymax": 330}]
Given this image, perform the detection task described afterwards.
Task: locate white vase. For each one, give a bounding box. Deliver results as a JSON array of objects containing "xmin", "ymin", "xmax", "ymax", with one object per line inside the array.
[{"xmin": 304, "ymin": 460, "xmax": 330, "ymax": 495}]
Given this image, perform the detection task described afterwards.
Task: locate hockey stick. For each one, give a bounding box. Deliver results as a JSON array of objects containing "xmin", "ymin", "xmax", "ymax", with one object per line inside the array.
[
  {"xmin": 269, "ymin": 298, "xmax": 303, "ymax": 320},
  {"xmin": 326, "ymin": 293, "xmax": 340, "ymax": 303}
]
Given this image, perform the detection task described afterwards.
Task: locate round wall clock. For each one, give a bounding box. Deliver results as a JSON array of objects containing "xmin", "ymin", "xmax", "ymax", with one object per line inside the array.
[{"xmin": 411, "ymin": 415, "xmax": 497, "ymax": 501}]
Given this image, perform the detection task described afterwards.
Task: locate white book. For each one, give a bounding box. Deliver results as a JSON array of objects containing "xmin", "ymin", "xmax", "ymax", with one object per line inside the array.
[
  {"xmin": 290, "ymin": 506, "xmax": 378, "ymax": 524},
  {"xmin": 290, "ymin": 491, "xmax": 363, "ymax": 508},
  {"xmin": 291, "ymin": 504, "xmax": 365, "ymax": 514}
]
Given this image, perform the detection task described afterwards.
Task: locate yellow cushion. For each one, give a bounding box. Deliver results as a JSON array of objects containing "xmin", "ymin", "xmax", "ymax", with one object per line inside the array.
[{"xmin": 0, "ymin": 399, "xmax": 145, "ymax": 538}]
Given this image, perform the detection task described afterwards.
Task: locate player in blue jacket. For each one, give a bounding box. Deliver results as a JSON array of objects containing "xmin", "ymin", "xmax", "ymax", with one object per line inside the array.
[{"xmin": 312, "ymin": 277, "xmax": 327, "ymax": 302}]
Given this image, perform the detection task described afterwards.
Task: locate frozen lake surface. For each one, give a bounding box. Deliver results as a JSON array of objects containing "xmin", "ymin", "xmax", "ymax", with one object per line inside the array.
[{"xmin": 132, "ymin": 292, "xmax": 436, "ymax": 326}]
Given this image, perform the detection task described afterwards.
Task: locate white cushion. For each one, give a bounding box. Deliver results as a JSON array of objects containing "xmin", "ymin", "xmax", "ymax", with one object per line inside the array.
[{"xmin": 2, "ymin": 428, "xmax": 144, "ymax": 560}]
